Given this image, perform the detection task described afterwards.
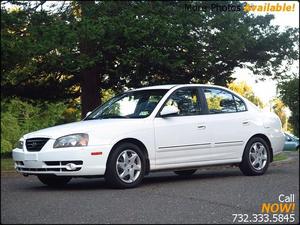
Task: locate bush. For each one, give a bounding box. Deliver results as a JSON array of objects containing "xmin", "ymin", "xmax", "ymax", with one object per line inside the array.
[
  {"xmin": 1, "ymin": 112, "xmax": 21, "ymax": 156},
  {"xmin": 0, "ymin": 98, "xmax": 80, "ymax": 157}
]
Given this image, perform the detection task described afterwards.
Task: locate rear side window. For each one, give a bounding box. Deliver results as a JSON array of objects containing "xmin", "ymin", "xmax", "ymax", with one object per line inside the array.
[
  {"xmin": 203, "ymin": 88, "xmax": 246, "ymax": 114},
  {"xmin": 234, "ymin": 96, "xmax": 247, "ymax": 112}
]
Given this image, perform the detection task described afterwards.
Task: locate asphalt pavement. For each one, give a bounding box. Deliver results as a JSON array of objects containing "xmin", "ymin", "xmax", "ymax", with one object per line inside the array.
[{"xmin": 1, "ymin": 154, "xmax": 299, "ymax": 224}]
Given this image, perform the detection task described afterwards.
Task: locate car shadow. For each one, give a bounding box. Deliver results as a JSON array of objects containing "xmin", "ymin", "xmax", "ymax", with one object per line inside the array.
[
  {"xmin": 22, "ymin": 168, "xmax": 244, "ymax": 191},
  {"xmin": 142, "ymin": 169, "xmax": 243, "ymax": 186},
  {"xmin": 24, "ymin": 178, "xmax": 108, "ymax": 191}
]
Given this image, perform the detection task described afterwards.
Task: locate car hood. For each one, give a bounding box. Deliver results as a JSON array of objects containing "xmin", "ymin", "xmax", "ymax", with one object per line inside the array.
[{"xmin": 23, "ymin": 119, "xmax": 145, "ymax": 139}]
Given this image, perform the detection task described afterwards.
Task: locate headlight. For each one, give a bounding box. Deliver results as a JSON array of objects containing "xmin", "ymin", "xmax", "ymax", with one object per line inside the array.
[
  {"xmin": 16, "ymin": 140, "xmax": 24, "ymax": 149},
  {"xmin": 53, "ymin": 133, "xmax": 89, "ymax": 148}
]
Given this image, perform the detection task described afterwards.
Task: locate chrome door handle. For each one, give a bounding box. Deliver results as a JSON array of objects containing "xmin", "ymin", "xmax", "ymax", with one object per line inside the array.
[
  {"xmin": 197, "ymin": 125, "xmax": 206, "ymax": 130},
  {"xmin": 242, "ymin": 121, "xmax": 250, "ymax": 126}
]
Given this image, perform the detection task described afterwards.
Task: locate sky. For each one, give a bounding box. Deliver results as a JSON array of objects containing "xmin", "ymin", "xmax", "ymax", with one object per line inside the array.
[{"xmin": 233, "ymin": 1, "xmax": 299, "ymax": 108}]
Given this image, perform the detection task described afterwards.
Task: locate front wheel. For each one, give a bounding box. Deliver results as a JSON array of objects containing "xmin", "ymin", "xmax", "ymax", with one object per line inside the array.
[
  {"xmin": 105, "ymin": 143, "xmax": 146, "ymax": 188},
  {"xmin": 239, "ymin": 137, "xmax": 270, "ymax": 176},
  {"xmin": 37, "ymin": 175, "xmax": 71, "ymax": 187},
  {"xmin": 174, "ymin": 169, "xmax": 197, "ymax": 176}
]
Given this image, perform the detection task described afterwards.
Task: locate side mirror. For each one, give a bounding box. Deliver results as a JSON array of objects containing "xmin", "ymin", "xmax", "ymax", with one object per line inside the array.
[
  {"xmin": 160, "ymin": 105, "xmax": 179, "ymax": 117},
  {"xmin": 86, "ymin": 111, "xmax": 92, "ymax": 117}
]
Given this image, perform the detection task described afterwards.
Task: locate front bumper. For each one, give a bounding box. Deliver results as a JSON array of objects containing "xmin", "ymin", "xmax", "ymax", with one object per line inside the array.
[{"xmin": 12, "ymin": 144, "xmax": 111, "ymax": 176}]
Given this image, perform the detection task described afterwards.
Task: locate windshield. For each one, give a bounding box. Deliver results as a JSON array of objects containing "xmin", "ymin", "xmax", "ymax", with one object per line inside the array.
[{"xmin": 85, "ymin": 89, "xmax": 168, "ymax": 120}]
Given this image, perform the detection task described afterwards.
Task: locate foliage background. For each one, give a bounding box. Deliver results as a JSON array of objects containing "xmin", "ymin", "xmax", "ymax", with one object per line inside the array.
[
  {"xmin": 0, "ymin": 99, "xmax": 77, "ymax": 156},
  {"xmin": 1, "ymin": 1, "xmax": 299, "ymax": 156}
]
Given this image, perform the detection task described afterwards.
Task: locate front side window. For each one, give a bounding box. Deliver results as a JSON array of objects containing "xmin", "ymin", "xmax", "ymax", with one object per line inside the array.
[
  {"xmin": 203, "ymin": 88, "xmax": 246, "ymax": 114},
  {"xmin": 162, "ymin": 88, "xmax": 201, "ymax": 116},
  {"xmin": 85, "ymin": 89, "xmax": 168, "ymax": 120}
]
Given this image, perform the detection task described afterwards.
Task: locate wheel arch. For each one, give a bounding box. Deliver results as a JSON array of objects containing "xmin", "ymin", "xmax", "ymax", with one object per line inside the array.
[
  {"xmin": 107, "ymin": 138, "xmax": 150, "ymax": 174},
  {"xmin": 246, "ymin": 134, "xmax": 273, "ymax": 162}
]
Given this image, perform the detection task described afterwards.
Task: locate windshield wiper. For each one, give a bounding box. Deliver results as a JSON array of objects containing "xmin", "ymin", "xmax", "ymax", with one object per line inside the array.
[
  {"xmin": 85, "ymin": 115, "xmax": 132, "ymax": 120},
  {"xmin": 99, "ymin": 115, "xmax": 128, "ymax": 119}
]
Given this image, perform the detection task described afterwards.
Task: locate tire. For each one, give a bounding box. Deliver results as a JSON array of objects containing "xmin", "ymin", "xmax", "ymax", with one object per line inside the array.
[
  {"xmin": 37, "ymin": 175, "xmax": 71, "ymax": 187},
  {"xmin": 105, "ymin": 143, "xmax": 146, "ymax": 188},
  {"xmin": 174, "ymin": 169, "xmax": 197, "ymax": 176},
  {"xmin": 239, "ymin": 137, "xmax": 270, "ymax": 176}
]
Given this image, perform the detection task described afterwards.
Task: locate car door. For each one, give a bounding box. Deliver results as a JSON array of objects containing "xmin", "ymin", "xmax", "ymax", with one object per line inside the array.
[
  {"xmin": 199, "ymin": 87, "xmax": 253, "ymax": 161},
  {"xmin": 154, "ymin": 87, "xmax": 212, "ymax": 168}
]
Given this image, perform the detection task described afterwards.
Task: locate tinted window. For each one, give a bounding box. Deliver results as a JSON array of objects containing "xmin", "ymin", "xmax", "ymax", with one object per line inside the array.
[
  {"xmin": 163, "ymin": 88, "xmax": 201, "ymax": 116},
  {"xmin": 204, "ymin": 88, "xmax": 237, "ymax": 113}
]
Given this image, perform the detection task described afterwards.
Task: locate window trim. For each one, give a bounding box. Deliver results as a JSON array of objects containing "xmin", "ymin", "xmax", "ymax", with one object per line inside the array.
[
  {"xmin": 200, "ymin": 87, "xmax": 248, "ymax": 115},
  {"xmin": 155, "ymin": 86, "xmax": 205, "ymax": 118}
]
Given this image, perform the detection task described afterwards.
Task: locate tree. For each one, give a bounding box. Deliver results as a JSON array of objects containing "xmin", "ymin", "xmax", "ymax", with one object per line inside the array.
[
  {"xmin": 271, "ymin": 98, "xmax": 288, "ymax": 131},
  {"xmin": 1, "ymin": 1, "xmax": 298, "ymax": 117},
  {"xmin": 278, "ymin": 77, "xmax": 299, "ymax": 137},
  {"xmin": 77, "ymin": 1, "xmax": 101, "ymax": 116},
  {"xmin": 227, "ymin": 81, "xmax": 264, "ymax": 108}
]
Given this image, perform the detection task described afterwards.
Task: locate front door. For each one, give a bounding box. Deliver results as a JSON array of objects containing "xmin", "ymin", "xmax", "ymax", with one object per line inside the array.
[{"xmin": 154, "ymin": 87, "xmax": 211, "ymax": 168}]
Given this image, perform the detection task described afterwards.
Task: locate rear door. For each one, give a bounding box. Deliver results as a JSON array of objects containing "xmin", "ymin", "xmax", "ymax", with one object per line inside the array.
[{"xmin": 199, "ymin": 87, "xmax": 253, "ymax": 161}]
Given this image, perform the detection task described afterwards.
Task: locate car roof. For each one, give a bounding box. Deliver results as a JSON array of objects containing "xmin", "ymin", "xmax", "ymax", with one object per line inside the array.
[
  {"xmin": 133, "ymin": 84, "xmax": 225, "ymax": 91},
  {"xmin": 133, "ymin": 85, "xmax": 176, "ymax": 90},
  {"xmin": 126, "ymin": 84, "xmax": 260, "ymax": 112}
]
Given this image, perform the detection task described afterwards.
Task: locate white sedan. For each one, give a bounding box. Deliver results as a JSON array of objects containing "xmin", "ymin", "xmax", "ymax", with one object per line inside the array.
[{"xmin": 12, "ymin": 84, "xmax": 285, "ymax": 188}]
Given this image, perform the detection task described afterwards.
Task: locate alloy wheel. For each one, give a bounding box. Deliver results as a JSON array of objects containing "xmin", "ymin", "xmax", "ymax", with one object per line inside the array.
[
  {"xmin": 249, "ymin": 142, "xmax": 268, "ymax": 171},
  {"xmin": 116, "ymin": 150, "xmax": 142, "ymax": 183}
]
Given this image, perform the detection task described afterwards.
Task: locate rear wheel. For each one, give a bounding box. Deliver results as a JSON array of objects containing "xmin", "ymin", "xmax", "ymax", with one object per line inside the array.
[
  {"xmin": 37, "ymin": 175, "xmax": 71, "ymax": 187},
  {"xmin": 174, "ymin": 169, "xmax": 197, "ymax": 176},
  {"xmin": 105, "ymin": 143, "xmax": 146, "ymax": 188},
  {"xmin": 239, "ymin": 137, "xmax": 270, "ymax": 176}
]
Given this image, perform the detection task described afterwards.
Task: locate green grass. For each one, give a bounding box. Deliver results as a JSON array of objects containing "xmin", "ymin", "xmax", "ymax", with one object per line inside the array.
[
  {"xmin": 273, "ymin": 152, "xmax": 288, "ymax": 161},
  {"xmin": 1, "ymin": 158, "xmax": 15, "ymax": 172}
]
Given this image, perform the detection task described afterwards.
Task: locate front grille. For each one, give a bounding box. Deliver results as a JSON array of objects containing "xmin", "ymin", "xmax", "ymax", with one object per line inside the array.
[
  {"xmin": 15, "ymin": 161, "xmax": 24, "ymax": 166},
  {"xmin": 26, "ymin": 138, "xmax": 49, "ymax": 152}
]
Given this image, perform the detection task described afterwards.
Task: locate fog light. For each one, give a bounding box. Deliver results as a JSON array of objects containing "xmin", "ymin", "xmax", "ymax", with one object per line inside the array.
[{"xmin": 66, "ymin": 163, "xmax": 76, "ymax": 171}]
